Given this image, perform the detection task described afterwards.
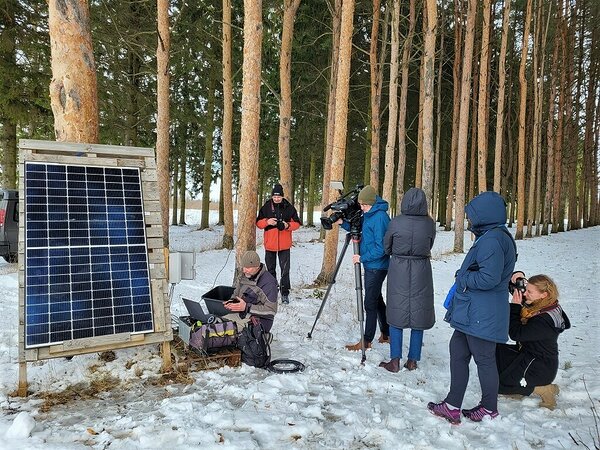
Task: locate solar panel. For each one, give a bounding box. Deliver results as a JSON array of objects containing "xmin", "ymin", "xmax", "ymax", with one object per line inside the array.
[{"xmin": 24, "ymin": 162, "xmax": 154, "ymax": 348}]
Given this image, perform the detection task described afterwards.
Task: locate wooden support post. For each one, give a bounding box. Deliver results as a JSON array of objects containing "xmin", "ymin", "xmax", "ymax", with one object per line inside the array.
[
  {"xmin": 17, "ymin": 362, "xmax": 28, "ymax": 397},
  {"xmin": 161, "ymin": 341, "xmax": 172, "ymax": 372}
]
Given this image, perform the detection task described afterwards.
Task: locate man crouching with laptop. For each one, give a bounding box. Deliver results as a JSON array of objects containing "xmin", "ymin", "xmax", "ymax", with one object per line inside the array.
[{"xmin": 223, "ymin": 250, "xmax": 278, "ymax": 332}]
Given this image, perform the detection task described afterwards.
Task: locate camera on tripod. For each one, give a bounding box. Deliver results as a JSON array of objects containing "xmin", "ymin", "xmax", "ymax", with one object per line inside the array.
[{"xmin": 320, "ymin": 182, "xmax": 364, "ymax": 232}]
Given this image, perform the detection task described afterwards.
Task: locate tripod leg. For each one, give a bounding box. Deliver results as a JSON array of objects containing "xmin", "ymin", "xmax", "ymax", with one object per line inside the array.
[
  {"xmin": 307, "ymin": 233, "xmax": 352, "ymax": 338},
  {"xmin": 352, "ymin": 238, "xmax": 367, "ymax": 364}
]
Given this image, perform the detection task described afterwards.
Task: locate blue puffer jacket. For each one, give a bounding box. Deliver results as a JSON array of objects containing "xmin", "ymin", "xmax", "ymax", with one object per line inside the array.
[
  {"xmin": 445, "ymin": 191, "xmax": 517, "ymax": 343},
  {"xmin": 341, "ymin": 196, "xmax": 390, "ymax": 270}
]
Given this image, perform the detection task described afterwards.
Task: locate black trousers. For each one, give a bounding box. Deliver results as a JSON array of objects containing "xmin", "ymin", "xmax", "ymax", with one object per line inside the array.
[
  {"xmin": 496, "ymin": 343, "xmax": 558, "ymax": 396},
  {"xmin": 265, "ymin": 249, "xmax": 291, "ymax": 296}
]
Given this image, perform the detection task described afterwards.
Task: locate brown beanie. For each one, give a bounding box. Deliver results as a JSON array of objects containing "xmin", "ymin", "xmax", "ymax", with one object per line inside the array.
[
  {"xmin": 358, "ymin": 185, "xmax": 377, "ymax": 205},
  {"xmin": 240, "ymin": 250, "xmax": 261, "ymax": 268}
]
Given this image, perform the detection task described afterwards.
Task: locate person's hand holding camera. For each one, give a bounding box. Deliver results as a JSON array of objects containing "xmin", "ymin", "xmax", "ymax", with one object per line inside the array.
[
  {"xmin": 277, "ymin": 220, "xmax": 287, "ymax": 231},
  {"xmin": 267, "ymin": 218, "xmax": 278, "ymax": 227},
  {"xmin": 224, "ymin": 296, "xmax": 246, "ymax": 312},
  {"xmin": 511, "ymin": 288, "xmax": 524, "ymax": 305}
]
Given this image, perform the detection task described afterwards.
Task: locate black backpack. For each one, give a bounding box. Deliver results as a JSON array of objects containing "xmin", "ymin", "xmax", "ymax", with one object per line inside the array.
[{"xmin": 237, "ymin": 322, "xmax": 272, "ymax": 368}]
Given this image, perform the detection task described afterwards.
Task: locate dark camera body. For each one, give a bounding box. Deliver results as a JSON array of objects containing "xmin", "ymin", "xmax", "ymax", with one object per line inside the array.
[
  {"xmin": 276, "ymin": 219, "xmax": 286, "ymax": 231},
  {"xmin": 508, "ymin": 277, "xmax": 527, "ymax": 295},
  {"xmin": 320, "ymin": 185, "xmax": 364, "ymax": 232}
]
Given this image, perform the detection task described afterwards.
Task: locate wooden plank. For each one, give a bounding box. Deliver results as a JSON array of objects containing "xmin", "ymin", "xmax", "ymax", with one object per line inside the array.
[
  {"xmin": 150, "ymin": 265, "xmax": 167, "ymax": 280},
  {"xmin": 144, "ymin": 213, "xmax": 163, "ymax": 226},
  {"xmin": 142, "ymin": 183, "xmax": 160, "ymax": 201},
  {"xmin": 30, "ymin": 331, "xmax": 172, "ymax": 361},
  {"xmin": 148, "ymin": 250, "xmax": 165, "ymax": 265},
  {"xmin": 23, "ymin": 153, "xmax": 145, "ymax": 169},
  {"xmin": 19, "ymin": 139, "xmax": 154, "ymax": 158},
  {"xmin": 143, "ymin": 200, "xmax": 162, "ymax": 212},
  {"xmin": 145, "ymin": 226, "xmax": 163, "ymax": 238},
  {"xmin": 146, "ymin": 237, "xmax": 165, "ymax": 250},
  {"xmin": 140, "ymin": 168, "xmax": 158, "ymax": 182}
]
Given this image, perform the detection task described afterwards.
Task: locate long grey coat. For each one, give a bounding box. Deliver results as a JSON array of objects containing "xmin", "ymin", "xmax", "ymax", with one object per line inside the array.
[{"xmin": 384, "ymin": 188, "xmax": 436, "ymax": 330}]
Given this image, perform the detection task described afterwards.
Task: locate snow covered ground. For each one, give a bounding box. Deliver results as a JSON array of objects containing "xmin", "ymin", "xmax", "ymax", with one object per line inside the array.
[{"xmin": 0, "ymin": 209, "xmax": 599, "ymax": 449}]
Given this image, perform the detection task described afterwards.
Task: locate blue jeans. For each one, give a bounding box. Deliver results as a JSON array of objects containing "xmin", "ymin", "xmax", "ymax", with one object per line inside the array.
[
  {"xmin": 363, "ymin": 269, "xmax": 389, "ymax": 343},
  {"xmin": 389, "ymin": 326, "xmax": 424, "ymax": 360}
]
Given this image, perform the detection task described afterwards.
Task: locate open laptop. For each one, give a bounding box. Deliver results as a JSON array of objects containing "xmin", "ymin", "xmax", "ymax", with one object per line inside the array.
[{"xmin": 182, "ymin": 297, "xmax": 212, "ymax": 322}]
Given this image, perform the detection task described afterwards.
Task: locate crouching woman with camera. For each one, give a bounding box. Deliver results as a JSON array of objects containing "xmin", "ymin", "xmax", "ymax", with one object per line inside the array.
[{"xmin": 496, "ymin": 273, "xmax": 570, "ymax": 409}]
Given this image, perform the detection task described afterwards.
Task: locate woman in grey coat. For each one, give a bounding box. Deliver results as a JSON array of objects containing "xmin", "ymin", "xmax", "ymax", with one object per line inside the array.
[{"xmin": 379, "ymin": 188, "xmax": 436, "ymax": 372}]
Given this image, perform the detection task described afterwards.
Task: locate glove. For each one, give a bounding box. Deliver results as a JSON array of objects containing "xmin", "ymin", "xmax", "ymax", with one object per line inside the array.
[{"xmin": 277, "ymin": 221, "xmax": 286, "ymax": 231}]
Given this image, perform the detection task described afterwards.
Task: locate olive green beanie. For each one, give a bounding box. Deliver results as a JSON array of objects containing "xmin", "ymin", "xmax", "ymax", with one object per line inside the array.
[{"xmin": 358, "ymin": 185, "xmax": 377, "ymax": 205}]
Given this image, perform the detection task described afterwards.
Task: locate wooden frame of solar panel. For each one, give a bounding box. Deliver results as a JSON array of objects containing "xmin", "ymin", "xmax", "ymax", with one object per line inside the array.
[{"xmin": 17, "ymin": 140, "xmax": 172, "ymax": 394}]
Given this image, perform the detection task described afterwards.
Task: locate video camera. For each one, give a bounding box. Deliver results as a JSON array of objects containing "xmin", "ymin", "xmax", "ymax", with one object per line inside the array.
[{"xmin": 320, "ymin": 182, "xmax": 364, "ymax": 233}]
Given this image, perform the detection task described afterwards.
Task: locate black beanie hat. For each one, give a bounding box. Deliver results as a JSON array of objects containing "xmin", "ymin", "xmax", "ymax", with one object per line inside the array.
[{"xmin": 272, "ymin": 183, "xmax": 284, "ymax": 196}]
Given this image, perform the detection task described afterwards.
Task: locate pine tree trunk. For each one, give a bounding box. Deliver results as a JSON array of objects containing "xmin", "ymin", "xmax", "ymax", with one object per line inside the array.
[
  {"xmin": 476, "ymin": 0, "xmax": 491, "ymax": 193},
  {"xmin": 395, "ymin": 0, "xmax": 416, "ymax": 213},
  {"xmin": 434, "ymin": 18, "xmax": 444, "ymax": 221},
  {"xmin": 201, "ymin": 66, "xmax": 217, "ymax": 230},
  {"xmin": 382, "ymin": 0, "xmax": 400, "ymax": 203},
  {"xmin": 515, "ymin": 0, "xmax": 532, "ymax": 240},
  {"xmin": 48, "ymin": 0, "xmax": 99, "ymax": 143},
  {"xmin": 316, "ymin": 0, "xmax": 355, "ymax": 285},
  {"xmin": 172, "ymin": 157, "xmax": 179, "ymax": 225},
  {"xmin": 278, "ymin": 0, "xmax": 301, "ymax": 200},
  {"xmin": 319, "ymin": 0, "xmax": 341, "ymax": 242},
  {"xmin": 542, "ymin": 30, "xmax": 559, "ymax": 236},
  {"xmin": 156, "ymin": 0, "xmax": 170, "ymax": 246},
  {"xmin": 307, "ymin": 151, "xmax": 316, "ymax": 226},
  {"xmin": 444, "ymin": 0, "xmax": 462, "ymax": 231},
  {"xmin": 236, "ymin": 0, "xmax": 263, "ymax": 266},
  {"xmin": 493, "ymin": 0, "xmax": 511, "ymax": 193},
  {"xmin": 552, "ymin": 4, "xmax": 566, "ymax": 233},
  {"xmin": 421, "ymin": 0, "xmax": 437, "ymax": 210},
  {"xmin": 179, "ymin": 155, "xmax": 187, "ymax": 225},
  {"xmin": 453, "ymin": 0, "xmax": 477, "ymax": 252},
  {"xmin": 222, "ymin": 0, "xmax": 234, "ymax": 249},
  {"xmin": 369, "ymin": 0, "xmax": 382, "ymax": 190}
]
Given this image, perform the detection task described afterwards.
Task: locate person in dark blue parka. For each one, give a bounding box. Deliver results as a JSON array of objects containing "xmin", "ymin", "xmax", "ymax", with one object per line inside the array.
[
  {"xmin": 338, "ymin": 185, "xmax": 391, "ymax": 350},
  {"xmin": 428, "ymin": 191, "xmax": 517, "ymax": 424}
]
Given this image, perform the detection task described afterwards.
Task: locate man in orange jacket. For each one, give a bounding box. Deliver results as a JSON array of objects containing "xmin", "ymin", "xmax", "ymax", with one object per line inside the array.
[{"xmin": 256, "ymin": 183, "xmax": 301, "ymax": 304}]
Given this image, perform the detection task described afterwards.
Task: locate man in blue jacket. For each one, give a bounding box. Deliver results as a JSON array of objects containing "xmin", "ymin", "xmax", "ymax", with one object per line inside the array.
[
  {"xmin": 338, "ymin": 185, "xmax": 391, "ymax": 350},
  {"xmin": 428, "ymin": 191, "xmax": 517, "ymax": 424}
]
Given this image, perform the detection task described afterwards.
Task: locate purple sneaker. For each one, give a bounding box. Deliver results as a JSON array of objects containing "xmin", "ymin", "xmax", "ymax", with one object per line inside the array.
[
  {"xmin": 427, "ymin": 401, "xmax": 461, "ymax": 424},
  {"xmin": 461, "ymin": 404, "xmax": 499, "ymax": 422}
]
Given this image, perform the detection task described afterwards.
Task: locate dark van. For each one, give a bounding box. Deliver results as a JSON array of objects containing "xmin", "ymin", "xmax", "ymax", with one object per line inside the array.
[{"xmin": 0, "ymin": 189, "xmax": 18, "ymax": 262}]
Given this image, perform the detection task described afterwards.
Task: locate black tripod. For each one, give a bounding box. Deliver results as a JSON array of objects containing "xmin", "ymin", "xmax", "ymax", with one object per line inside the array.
[{"xmin": 308, "ymin": 231, "xmax": 367, "ymax": 364}]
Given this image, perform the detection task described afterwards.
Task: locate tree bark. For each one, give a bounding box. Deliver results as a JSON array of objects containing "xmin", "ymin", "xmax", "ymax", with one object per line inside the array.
[
  {"xmin": 382, "ymin": 0, "xmax": 400, "ymax": 203},
  {"xmin": 453, "ymin": 0, "xmax": 476, "ymax": 253},
  {"xmin": 493, "ymin": 0, "xmax": 511, "ymax": 193},
  {"xmin": 316, "ymin": 0, "xmax": 355, "ymax": 285},
  {"xmin": 421, "ymin": 0, "xmax": 437, "ymax": 210},
  {"xmin": 222, "ymin": 0, "xmax": 234, "ymax": 249},
  {"xmin": 48, "ymin": 0, "xmax": 98, "ymax": 143},
  {"xmin": 201, "ymin": 66, "xmax": 217, "ymax": 230},
  {"xmin": 476, "ymin": 0, "xmax": 491, "ymax": 193},
  {"xmin": 395, "ymin": 0, "xmax": 416, "ymax": 212},
  {"xmin": 318, "ymin": 0, "xmax": 341, "ymax": 242},
  {"xmin": 515, "ymin": 0, "xmax": 532, "ymax": 240},
  {"xmin": 278, "ymin": 0, "xmax": 301, "ymax": 200},
  {"xmin": 156, "ymin": 0, "xmax": 170, "ymax": 246},
  {"xmin": 368, "ymin": 0, "xmax": 382, "ymax": 190},
  {"xmin": 444, "ymin": 0, "xmax": 462, "ymax": 231},
  {"xmin": 236, "ymin": 0, "xmax": 263, "ymax": 266}
]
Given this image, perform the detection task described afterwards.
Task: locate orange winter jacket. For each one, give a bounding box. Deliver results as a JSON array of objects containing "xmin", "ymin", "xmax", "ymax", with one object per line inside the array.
[{"xmin": 256, "ymin": 198, "xmax": 301, "ymax": 251}]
